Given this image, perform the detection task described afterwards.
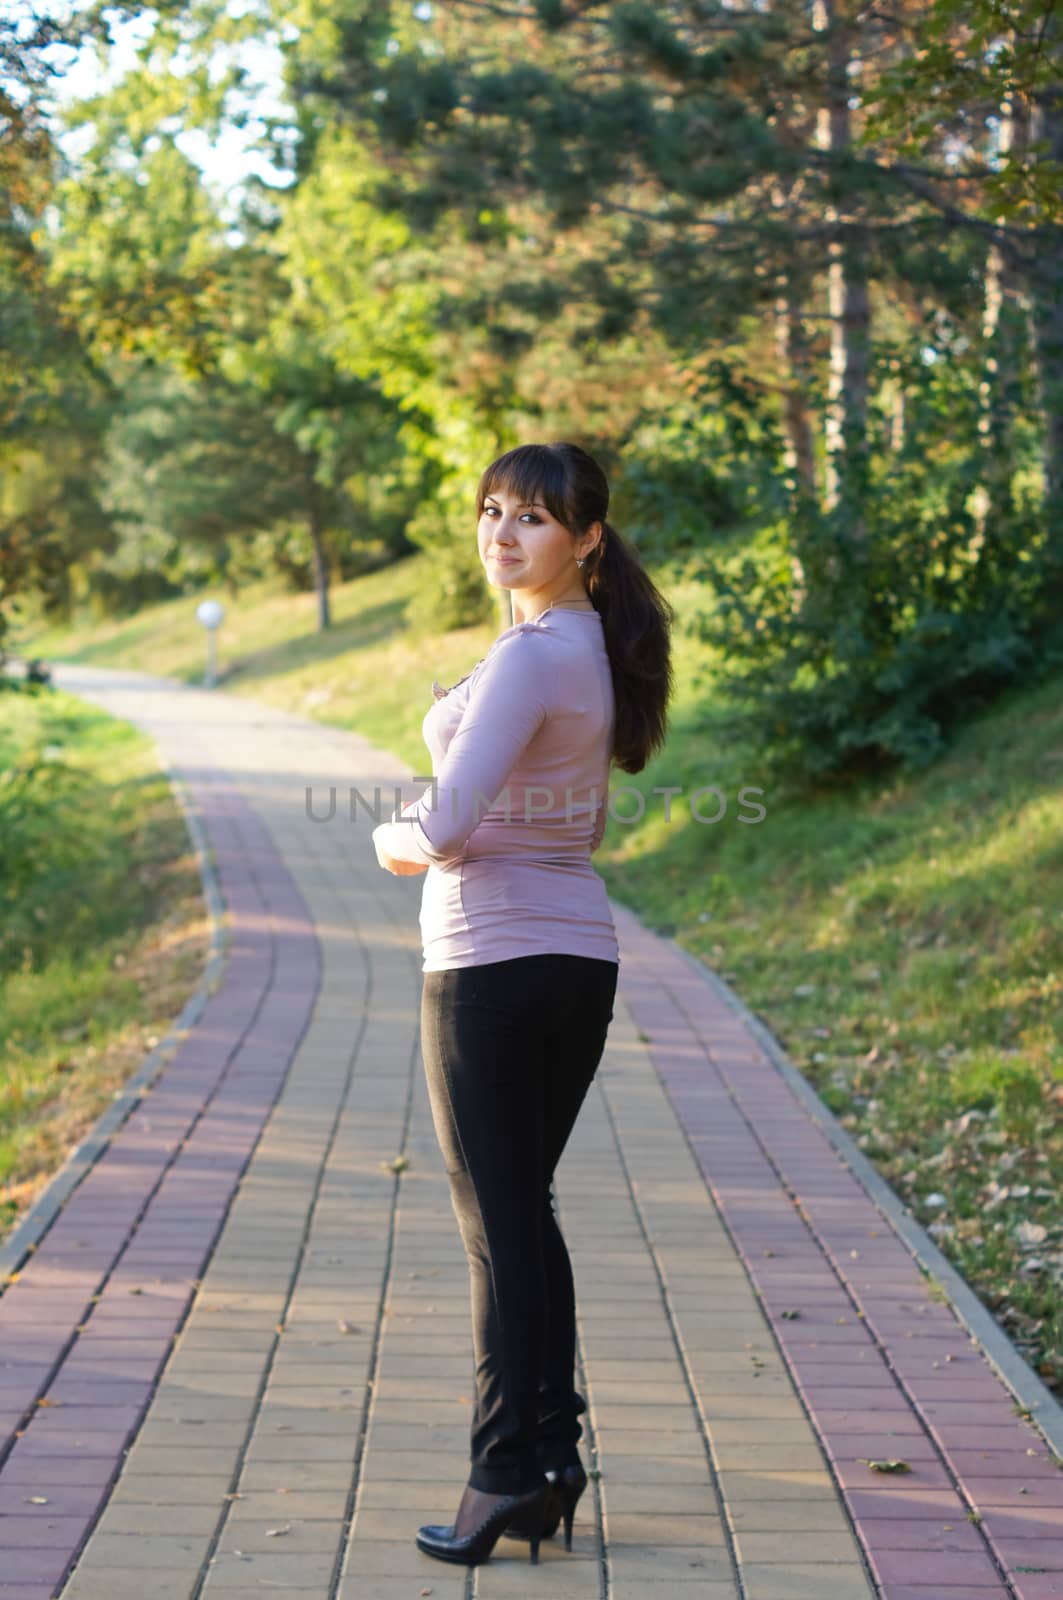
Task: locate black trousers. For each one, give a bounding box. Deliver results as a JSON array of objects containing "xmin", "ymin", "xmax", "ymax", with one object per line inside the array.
[{"xmin": 419, "ymin": 952, "xmax": 619, "ymax": 1495}]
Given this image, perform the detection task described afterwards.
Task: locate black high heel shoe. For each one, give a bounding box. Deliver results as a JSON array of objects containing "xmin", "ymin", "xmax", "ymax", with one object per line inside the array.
[
  {"xmin": 506, "ymin": 1460, "xmax": 588, "ymax": 1551},
  {"xmin": 416, "ymin": 1481, "xmax": 552, "ymax": 1566}
]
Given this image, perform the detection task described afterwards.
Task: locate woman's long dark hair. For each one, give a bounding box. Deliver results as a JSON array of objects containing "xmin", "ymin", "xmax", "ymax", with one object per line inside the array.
[{"xmin": 476, "ymin": 442, "xmax": 674, "ymax": 776}]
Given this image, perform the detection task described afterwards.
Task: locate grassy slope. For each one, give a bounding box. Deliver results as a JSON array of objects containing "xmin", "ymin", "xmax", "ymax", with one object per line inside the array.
[
  {"xmin": 0, "ymin": 689, "xmax": 211, "ymax": 1242},
  {"xmin": 18, "ymin": 556, "xmax": 1063, "ymax": 1392}
]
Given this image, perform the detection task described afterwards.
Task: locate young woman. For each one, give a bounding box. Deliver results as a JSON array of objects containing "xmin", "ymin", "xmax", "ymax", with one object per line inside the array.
[{"xmin": 372, "ymin": 441, "xmax": 673, "ymax": 1567}]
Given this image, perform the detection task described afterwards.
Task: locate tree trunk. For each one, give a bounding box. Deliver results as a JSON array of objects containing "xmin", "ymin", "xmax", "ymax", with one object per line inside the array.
[
  {"xmin": 975, "ymin": 90, "xmax": 1030, "ymax": 536},
  {"xmin": 814, "ymin": 0, "xmax": 871, "ymax": 519},
  {"xmin": 307, "ymin": 481, "xmax": 331, "ymax": 632},
  {"xmin": 1030, "ymin": 237, "xmax": 1063, "ymax": 516},
  {"xmin": 773, "ymin": 279, "xmax": 818, "ymax": 502},
  {"xmin": 1028, "ymin": 41, "xmax": 1063, "ymax": 519},
  {"xmin": 888, "ymin": 376, "xmax": 905, "ymax": 454},
  {"xmin": 772, "ymin": 270, "xmax": 817, "ymax": 614}
]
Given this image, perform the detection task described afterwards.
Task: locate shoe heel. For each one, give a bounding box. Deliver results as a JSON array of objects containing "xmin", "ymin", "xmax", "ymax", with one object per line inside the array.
[
  {"xmin": 527, "ymin": 1482, "xmax": 549, "ymax": 1563},
  {"xmin": 553, "ymin": 1461, "xmax": 588, "ymax": 1552}
]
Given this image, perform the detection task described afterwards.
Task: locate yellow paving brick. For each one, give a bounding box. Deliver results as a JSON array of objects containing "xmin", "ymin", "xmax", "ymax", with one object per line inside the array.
[
  {"xmin": 740, "ymin": 1564, "xmax": 874, "ymax": 1600},
  {"xmin": 734, "ymin": 1528, "xmax": 866, "ymax": 1564},
  {"xmin": 63, "ymin": 1572, "xmax": 203, "ymax": 1600},
  {"xmin": 603, "ymin": 1511, "xmax": 729, "ymax": 1546},
  {"xmin": 65, "ymin": 1532, "xmax": 208, "ymax": 1569},
  {"xmin": 609, "ymin": 1545, "xmax": 736, "ymax": 1582},
  {"xmin": 604, "ymin": 1483, "xmax": 721, "ymax": 1515},
  {"xmin": 337, "ymin": 1578, "xmax": 467, "ymax": 1600}
]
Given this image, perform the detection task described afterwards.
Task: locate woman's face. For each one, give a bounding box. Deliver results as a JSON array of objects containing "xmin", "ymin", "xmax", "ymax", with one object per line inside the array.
[{"xmin": 477, "ymin": 488, "xmax": 580, "ymax": 591}]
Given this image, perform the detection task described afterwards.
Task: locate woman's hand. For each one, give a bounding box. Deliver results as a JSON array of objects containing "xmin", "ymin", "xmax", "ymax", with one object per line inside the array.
[
  {"xmin": 372, "ymin": 822, "xmax": 429, "ymax": 875},
  {"xmin": 378, "ymin": 851, "xmax": 428, "ymax": 876}
]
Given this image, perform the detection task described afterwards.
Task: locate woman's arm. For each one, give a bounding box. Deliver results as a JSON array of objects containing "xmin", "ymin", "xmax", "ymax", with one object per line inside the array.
[{"xmin": 372, "ymin": 629, "xmax": 553, "ymax": 871}]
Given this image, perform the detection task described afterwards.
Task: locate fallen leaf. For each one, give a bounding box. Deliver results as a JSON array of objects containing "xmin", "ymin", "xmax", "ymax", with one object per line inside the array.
[{"xmin": 952, "ymin": 1109, "xmax": 985, "ymax": 1134}]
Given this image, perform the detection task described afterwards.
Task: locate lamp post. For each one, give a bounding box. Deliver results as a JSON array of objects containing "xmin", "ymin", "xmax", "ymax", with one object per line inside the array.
[{"xmin": 195, "ymin": 599, "xmax": 225, "ymax": 687}]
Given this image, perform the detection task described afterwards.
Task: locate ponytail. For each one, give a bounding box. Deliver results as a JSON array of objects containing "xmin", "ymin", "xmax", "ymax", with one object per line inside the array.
[
  {"xmin": 477, "ymin": 444, "xmax": 675, "ymax": 774},
  {"xmin": 585, "ymin": 519, "xmax": 675, "ymax": 774}
]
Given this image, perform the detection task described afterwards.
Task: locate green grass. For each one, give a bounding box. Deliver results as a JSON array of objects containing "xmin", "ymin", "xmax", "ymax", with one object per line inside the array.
[
  {"xmin": 0, "ymin": 688, "xmax": 210, "ymax": 1242},
  {"xmin": 15, "ymin": 556, "xmax": 1063, "ymax": 1391}
]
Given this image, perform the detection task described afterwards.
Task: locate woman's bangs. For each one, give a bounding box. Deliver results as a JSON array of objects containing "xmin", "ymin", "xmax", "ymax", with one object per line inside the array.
[{"xmin": 477, "ymin": 446, "xmax": 570, "ymax": 526}]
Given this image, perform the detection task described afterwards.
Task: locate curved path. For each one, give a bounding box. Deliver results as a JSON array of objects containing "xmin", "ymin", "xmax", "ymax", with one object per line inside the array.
[{"xmin": 0, "ymin": 662, "xmax": 1061, "ymax": 1600}]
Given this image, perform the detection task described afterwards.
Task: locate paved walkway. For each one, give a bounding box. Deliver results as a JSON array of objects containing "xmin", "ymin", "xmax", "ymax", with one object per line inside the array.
[{"xmin": 1, "ymin": 663, "xmax": 1061, "ymax": 1600}]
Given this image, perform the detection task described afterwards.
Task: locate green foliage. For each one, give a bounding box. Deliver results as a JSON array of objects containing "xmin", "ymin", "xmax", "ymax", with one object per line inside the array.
[
  {"xmin": 0, "ymin": 3, "xmax": 121, "ymax": 668},
  {"xmin": 680, "ymin": 316, "xmax": 1060, "ymax": 787},
  {"xmin": 84, "ymin": 273, "xmax": 421, "ymax": 615},
  {"xmin": 696, "ymin": 492, "xmax": 1060, "ymax": 789},
  {"xmin": 401, "ymin": 474, "xmax": 497, "ymax": 634},
  {"xmin": 863, "ymin": 0, "xmax": 1063, "ymax": 225},
  {"xmin": 615, "ymin": 363, "xmax": 789, "ymax": 566},
  {"xmin": 276, "ymin": 122, "xmax": 520, "ymax": 626},
  {"xmin": 1, "ymin": 416, "xmax": 116, "ymax": 666},
  {"xmin": 0, "ymin": 728, "xmax": 98, "ymax": 977}
]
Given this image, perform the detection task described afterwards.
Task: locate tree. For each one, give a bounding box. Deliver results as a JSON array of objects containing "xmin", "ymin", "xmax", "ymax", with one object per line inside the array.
[{"xmin": 0, "ymin": 1, "xmax": 115, "ymax": 678}]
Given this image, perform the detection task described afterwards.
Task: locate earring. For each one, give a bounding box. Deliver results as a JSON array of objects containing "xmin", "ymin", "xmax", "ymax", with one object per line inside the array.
[{"xmin": 576, "ymin": 557, "xmax": 585, "ymax": 568}]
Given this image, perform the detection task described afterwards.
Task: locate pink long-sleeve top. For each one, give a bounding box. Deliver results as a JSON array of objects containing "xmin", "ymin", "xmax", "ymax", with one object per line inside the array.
[{"xmin": 371, "ymin": 603, "xmax": 620, "ymax": 973}]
